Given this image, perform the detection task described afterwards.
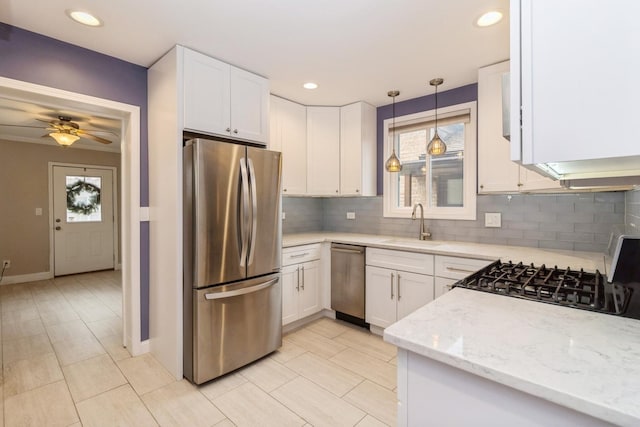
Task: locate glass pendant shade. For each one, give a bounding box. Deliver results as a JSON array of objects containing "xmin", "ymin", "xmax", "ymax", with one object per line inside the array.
[
  {"xmin": 427, "ymin": 130, "xmax": 447, "ymax": 156},
  {"xmin": 50, "ymin": 131, "xmax": 80, "ymax": 146},
  {"xmin": 427, "ymin": 78, "xmax": 447, "ymax": 156},
  {"xmin": 384, "ymin": 90, "xmax": 402, "ymax": 172},
  {"xmin": 385, "ymin": 150, "xmax": 402, "ymax": 172}
]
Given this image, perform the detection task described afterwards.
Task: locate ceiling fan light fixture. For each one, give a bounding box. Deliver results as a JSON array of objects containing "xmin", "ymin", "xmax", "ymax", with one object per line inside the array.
[
  {"xmin": 66, "ymin": 10, "xmax": 103, "ymax": 27},
  {"xmin": 50, "ymin": 131, "xmax": 80, "ymax": 147}
]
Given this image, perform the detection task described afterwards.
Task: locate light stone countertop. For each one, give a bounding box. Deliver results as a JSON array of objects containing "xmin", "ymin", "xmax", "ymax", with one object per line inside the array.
[
  {"xmin": 284, "ymin": 232, "xmax": 637, "ymax": 425},
  {"xmin": 384, "ymin": 289, "xmax": 640, "ymax": 426},
  {"xmin": 283, "ymin": 232, "xmax": 608, "ymax": 272}
]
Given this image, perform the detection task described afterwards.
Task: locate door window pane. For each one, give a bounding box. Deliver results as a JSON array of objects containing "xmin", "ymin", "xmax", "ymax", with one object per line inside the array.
[{"xmin": 66, "ymin": 176, "xmax": 102, "ymax": 222}]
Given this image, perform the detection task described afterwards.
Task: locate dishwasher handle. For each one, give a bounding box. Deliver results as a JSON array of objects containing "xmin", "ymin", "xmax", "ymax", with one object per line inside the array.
[{"xmin": 331, "ymin": 247, "xmax": 364, "ymax": 255}]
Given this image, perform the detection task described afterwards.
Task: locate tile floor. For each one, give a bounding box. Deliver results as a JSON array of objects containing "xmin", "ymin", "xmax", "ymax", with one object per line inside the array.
[{"xmin": 0, "ymin": 270, "xmax": 398, "ymax": 426}]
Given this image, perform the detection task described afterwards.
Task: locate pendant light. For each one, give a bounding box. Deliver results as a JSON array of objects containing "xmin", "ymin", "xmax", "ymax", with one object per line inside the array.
[
  {"xmin": 427, "ymin": 78, "xmax": 447, "ymax": 156},
  {"xmin": 385, "ymin": 90, "xmax": 402, "ymax": 172}
]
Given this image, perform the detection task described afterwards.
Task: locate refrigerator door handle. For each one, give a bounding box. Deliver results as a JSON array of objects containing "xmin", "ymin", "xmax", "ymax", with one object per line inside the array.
[
  {"xmin": 204, "ymin": 278, "xmax": 279, "ymax": 300},
  {"xmin": 247, "ymin": 158, "xmax": 258, "ymax": 266},
  {"xmin": 239, "ymin": 158, "xmax": 250, "ymax": 268}
]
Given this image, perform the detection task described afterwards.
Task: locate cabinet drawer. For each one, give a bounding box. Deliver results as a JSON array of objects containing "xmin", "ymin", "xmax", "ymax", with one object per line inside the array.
[
  {"xmin": 435, "ymin": 256, "xmax": 493, "ymax": 280},
  {"xmin": 366, "ymin": 248, "xmax": 433, "ymax": 275},
  {"xmin": 282, "ymin": 244, "xmax": 321, "ymax": 266}
]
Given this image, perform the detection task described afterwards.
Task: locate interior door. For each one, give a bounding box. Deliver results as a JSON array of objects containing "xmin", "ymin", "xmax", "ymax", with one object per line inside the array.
[{"xmin": 53, "ymin": 165, "xmax": 115, "ymax": 276}]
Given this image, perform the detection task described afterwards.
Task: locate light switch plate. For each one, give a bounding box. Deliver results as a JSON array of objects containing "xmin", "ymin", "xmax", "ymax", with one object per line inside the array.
[
  {"xmin": 485, "ymin": 212, "xmax": 501, "ymax": 228},
  {"xmin": 346, "ymin": 212, "xmax": 356, "ymax": 220},
  {"xmin": 35, "ymin": 208, "xmax": 43, "ymax": 216},
  {"xmin": 282, "ymin": 212, "xmax": 286, "ymax": 220}
]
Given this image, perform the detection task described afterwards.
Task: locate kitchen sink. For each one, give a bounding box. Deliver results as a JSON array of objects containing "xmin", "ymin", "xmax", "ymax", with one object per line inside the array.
[{"xmin": 381, "ymin": 238, "xmax": 441, "ymax": 248}]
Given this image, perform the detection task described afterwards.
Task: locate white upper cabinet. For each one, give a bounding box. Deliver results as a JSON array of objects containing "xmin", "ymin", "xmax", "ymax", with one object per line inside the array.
[
  {"xmin": 306, "ymin": 106, "xmax": 340, "ymax": 196},
  {"xmin": 270, "ymin": 96, "xmax": 307, "ymax": 195},
  {"xmin": 183, "ymin": 48, "xmax": 269, "ymax": 143},
  {"xmin": 511, "ymin": 0, "xmax": 640, "ymax": 176},
  {"xmin": 340, "ymin": 102, "xmax": 377, "ymax": 196},
  {"xmin": 478, "ymin": 60, "xmax": 561, "ymax": 193}
]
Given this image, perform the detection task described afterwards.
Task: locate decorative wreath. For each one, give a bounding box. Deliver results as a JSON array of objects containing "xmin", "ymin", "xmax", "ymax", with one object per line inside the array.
[{"xmin": 66, "ymin": 180, "xmax": 101, "ymax": 215}]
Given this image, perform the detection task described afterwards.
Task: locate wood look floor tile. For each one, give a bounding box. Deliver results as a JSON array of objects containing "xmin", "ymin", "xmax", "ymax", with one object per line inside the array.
[
  {"xmin": 63, "ymin": 353, "xmax": 126, "ymax": 402},
  {"xmin": 51, "ymin": 334, "xmax": 106, "ymax": 366},
  {"xmin": 2, "ymin": 317, "xmax": 45, "ymax": 341},
  {"xmin": 3, "ymin": 352, "xmax": 64, "ymax": 397},
  {"xmin": 199, "ymin": 371, "xmax": 248, "ymax": 401},
  {"xmin": 117, "ymin": 353, "xmax": 176, "ymax": 395},
  {"xmin": 271, "ymin": 339, "xmax": 308, "ymax": 364},
  {"xmin": 285, "ymin": 352, "xmax": 364, "ymax": 397},
  {"xmin": 305, "ymin": 317, "xmax": 355, "ymax": 339},
  {"xmin": 213, "ymin": 419, "xmax": 236, "ymax": 427},
  {"xmin": 86, "ymin": 315, "xmax": 122, "ymax": 339},
  {"xmin": 213, "ymin": 382, "xmax": 304, "ymax": 427},
  {"xmin": 271, "ymin": 376, "xmax": 366, "ymax": 427},
  {"xmin": 39, "ymin": 307, "xmax": 81, "ymax": 326},
  {"xmin": 76, "ymin": 384, "xmax": 158, "ymax": 427},
  {"xmin": 45, "ymin": 319, "xmax": 93, "ymax": 343},
  {"xmin": 239, "ymin": 357, "xmax": 297, "ymax": 392},
  {"xmin": 2, "ymin": 333, "xmax": 53, "ymax": 365},
  {"xmin": 344, "ymin": 380, "xmax": 397, "ymax": 426},
  {"xmin": 74, "ymin": 302, "xmax": 117, "ymax": 323},
  {"xmin": 97, "ymin": 333, "xmax": 131, "ymax": 361},
  {"xmin": 141, "ymin": 379, "xmax": 226, "ymax": 426},
  {"xmin": 285, "ymin": 328, "xmax": 347, "ymax": 358},
  {"xmin": 356, "ymin": 414, "xmax": 391, "ymax": 427},
  {"xmin": 1, "ymin": 306, "xmax": 40, "ymax": 324},
  {"xmin": 333, "ymin": 329, "xmax": 397, "ymax": 362},
  {"xmin": 4, "ymin": 380, "xmax": 79, "ymax": 426},
  {"xmin": 330, "ymin": 348, "xmax": 397, "ymax": 390}
]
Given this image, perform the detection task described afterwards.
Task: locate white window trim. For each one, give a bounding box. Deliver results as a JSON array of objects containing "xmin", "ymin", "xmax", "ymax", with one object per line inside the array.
[{"xmin": 383, "ymin": 101, "xmax": 477, "ymax": 220}]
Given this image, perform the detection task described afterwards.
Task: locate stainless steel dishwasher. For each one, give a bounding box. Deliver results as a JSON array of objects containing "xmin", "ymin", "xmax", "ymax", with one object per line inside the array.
[{"xmin": 331, "ymin": 243, "xmax": 366, "ymax": 326}]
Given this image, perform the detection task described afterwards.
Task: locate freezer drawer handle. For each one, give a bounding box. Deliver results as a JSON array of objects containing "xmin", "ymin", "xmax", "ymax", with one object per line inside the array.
[
  {"xmin": 331, "ymin": 247, "xmax": 364, "ymax": 254},
  {"xmin": 205, "ymin": 278, "xmax": 279, "ymax": 300}
]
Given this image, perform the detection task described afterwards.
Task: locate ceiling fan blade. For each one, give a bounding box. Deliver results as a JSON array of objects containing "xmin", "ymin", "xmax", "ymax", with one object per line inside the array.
[
  {"xmin": 0, "ymin": 124, "xmax": 48, "ymax": 129},
  {"xmin": 83, "ymin": 128, "xmax": 120, "ymax": 136},
  {"xmin": 77, "ymin": 131, "xmax": 112, "ymax": 144},
  {"xmin": 36, "ymin": 118, "xmax": 54, "ymax": 125}
]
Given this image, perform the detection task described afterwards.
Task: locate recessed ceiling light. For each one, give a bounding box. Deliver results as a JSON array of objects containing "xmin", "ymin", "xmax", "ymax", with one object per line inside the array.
[
  {"xmin": 303, "ymin": 82, "xmax": 318, "ymax": 90},
  {"xmin": 66, "ymin": 10, "xmax": 103, "ymax": 27},
  {"xmin": 476, "ymin": 10, "xmax": 503, "ymax": 27}
]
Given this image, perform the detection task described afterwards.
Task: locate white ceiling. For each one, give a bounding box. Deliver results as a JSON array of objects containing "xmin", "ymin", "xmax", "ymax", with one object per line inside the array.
[{"xmin": 1, "ymin": 0, "xmax": 510, "ymax": 107}]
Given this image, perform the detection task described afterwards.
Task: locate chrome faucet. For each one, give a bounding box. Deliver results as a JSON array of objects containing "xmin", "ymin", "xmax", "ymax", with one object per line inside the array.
[{"xmin": 411, "ymin": 203, "xmax": 432, "ymax": 240}]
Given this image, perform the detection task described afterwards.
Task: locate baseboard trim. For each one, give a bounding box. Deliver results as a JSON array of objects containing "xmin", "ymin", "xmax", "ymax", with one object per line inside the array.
[{"xmin": 0, "ymin": 271, "xmax": 53, "ymax": 285}]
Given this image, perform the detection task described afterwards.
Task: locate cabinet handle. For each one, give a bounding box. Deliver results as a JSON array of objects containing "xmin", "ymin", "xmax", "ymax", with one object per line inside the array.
[
  {"xmin": 335, "ymin": 189, "xmax": 339, "ymax": 193},
  {"xmin": 356, "ymin": 189, "xmax": 359, "ymax": 193},
  {"xmin": 283, "ymin": 188, "xmax": 288, "ymax": 192},
  {"xmin": 397, "ymin": 274, "xmax": 401, "ymax": 301},
  {"xmin": 445, "ymin": 266, "xmax": 477, "ymax": 274},
  {"xmin": 290, "ymin": 253, "xmax": 309, "ymax": 258},
  {"xmin": 296, "ymin": 267, "xmax": 300, "ymax": 291},
  {"xmin": 301, "ymin": 266, "xmax": 305, "ymax": 290},
  {"xmin": 517, "ymin": 183, "xmax": 523, "ymax": 187},
  {"xmin": 226, "ymin": 127, "xmax": 231, "ymax": 132},
  {"xmin": 233, "ymin": 129, "xmax": 239, "ymax": 134},
  {"xmin": 390, "ymin": 273, "xmax": 394, "ymax": 299}
]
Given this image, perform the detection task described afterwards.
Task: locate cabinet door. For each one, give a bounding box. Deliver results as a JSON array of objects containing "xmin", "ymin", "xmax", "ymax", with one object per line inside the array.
[
  {"xmin": 299, "ymin": 260, "xmax": 321, "ymax": 318},
  {"xmin": 281, "ymin": 264, "xmax": 300, "ymax": 325},
  {"xmin": 365, "ymin": 266, "xmax": 397, "ymax": 328},
  {"xmin": 340, "ymin": 102, "xmax": 376, "ymax": 196},
  {"xmin": 230, "ymin": 67, "xmax": 270, "ymax": 143},
  {"xmin": 397, "ymin": 271, "xmax": 434, "ymax": 320},
  {"xmin": 519, "ymin": 167, "xmax": 562, "ymax": 192},
  {"xmin": 274, "ymin": 96, "xmax": 307, "ymax": 195},
  {"xmin": 434, "ymin": 277, "xmax": 456, "ymax": 300},
  {"xmin": 307, "ymin": 107, "xmax": 340, "ymax": 195},
  {"xmin": 477, "ymin": 61, "xmax": 520, "ymax": 193},
  {"xmin": 183, "ymin": 49, "xmax": 231, "ymax": 136}
]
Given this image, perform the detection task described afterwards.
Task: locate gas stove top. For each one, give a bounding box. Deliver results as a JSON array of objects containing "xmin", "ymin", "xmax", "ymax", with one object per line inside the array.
[{"xmin": 453, "ymin": 260, "xmax": 633, "ymax": 316}]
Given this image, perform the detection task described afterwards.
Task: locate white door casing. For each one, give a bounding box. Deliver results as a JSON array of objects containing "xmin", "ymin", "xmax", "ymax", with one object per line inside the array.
[{"xmin": 52, "ymin": 165, "xmax": 116, "ymax": 276}]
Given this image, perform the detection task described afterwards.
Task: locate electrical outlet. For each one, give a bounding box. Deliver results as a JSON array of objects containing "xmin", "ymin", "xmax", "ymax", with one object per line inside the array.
[
  {"xmin": 484, "ymin": 213, "xmax": 502, "ymax": 228},
  {"xmin": 2, "ymin": 260, "xmax": 10, "ymax": 269},
  {"xmin": 346, "ymin": 212, "xmax": 356, "ymax": 220},
  {"xmin": 282, "ymin": 212, "xmax": 286, "ymax": 220}
]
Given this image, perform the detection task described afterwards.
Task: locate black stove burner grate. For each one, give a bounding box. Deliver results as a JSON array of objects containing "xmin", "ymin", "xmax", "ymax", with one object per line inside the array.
[{"xmin": 454, "ymin": 260, "xmax": 631, "ymax": 315}]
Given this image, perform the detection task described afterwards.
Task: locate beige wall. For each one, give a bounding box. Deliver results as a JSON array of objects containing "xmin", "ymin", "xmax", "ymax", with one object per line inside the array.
[{"xmin": 0, "ymin": 139, "xmax": 121, "ymax": 277}]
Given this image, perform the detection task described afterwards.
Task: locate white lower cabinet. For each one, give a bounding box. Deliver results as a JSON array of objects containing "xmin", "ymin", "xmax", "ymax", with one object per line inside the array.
[
  {"xmin": 366, "ymin": 248, "xmax": 434, "ymax": 329},
  {"xmin": 282, "ymin": 245, "xmax": 321, "ymax": 325},
  {"xmin": 434, "ymin": 255, "xmax": 493, "ymax": 299}
]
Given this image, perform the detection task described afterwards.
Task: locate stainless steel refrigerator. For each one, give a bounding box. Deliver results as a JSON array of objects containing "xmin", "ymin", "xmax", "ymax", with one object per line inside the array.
[{"xmin": 183, "ymin": 137, "xmax": 282, "ymax": 384}]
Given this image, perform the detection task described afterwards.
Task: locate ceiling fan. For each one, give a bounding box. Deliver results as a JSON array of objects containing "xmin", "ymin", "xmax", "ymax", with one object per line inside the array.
[{"xmin": 0, "ymin": 115, "xmax": 118, "ymax": 147}]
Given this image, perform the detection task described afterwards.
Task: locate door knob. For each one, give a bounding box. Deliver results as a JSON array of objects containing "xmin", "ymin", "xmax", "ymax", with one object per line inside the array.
[{"xmin": 55, "ymin": 226, "xmax": 61, "ymax": 231}]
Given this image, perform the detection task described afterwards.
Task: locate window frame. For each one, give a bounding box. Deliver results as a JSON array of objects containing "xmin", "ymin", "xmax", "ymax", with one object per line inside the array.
[{"xmin": 382, "ymin": 101, "xmax": 477, "ymax": 220}]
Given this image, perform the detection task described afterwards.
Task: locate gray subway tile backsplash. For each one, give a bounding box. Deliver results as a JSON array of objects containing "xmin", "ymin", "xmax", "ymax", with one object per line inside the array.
[{"xmin": 283, "ymin": 190, "xmax": 635, "ymax": 253}]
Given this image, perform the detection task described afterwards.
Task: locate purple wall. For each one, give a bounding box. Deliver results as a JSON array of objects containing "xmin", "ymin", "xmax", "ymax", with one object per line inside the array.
[
  {"xmin": 0, "ymin": 23, "xmax": 150, "ymax": 339},
  {"xmin": 376, "ymin": 83, "xmax": 478, "ymax": 194}
]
